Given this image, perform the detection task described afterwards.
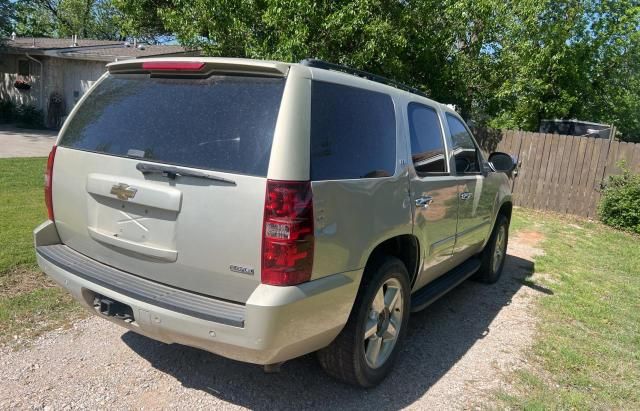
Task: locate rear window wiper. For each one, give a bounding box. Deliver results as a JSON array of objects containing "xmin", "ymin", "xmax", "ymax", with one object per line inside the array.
[{"xmin": 136, "ymin": 163, "xmax": 236, "ymax": 185}]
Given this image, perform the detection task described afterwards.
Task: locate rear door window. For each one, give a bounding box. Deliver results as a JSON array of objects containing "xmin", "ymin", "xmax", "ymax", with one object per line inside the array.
[
  {"xmin": 310, "ymin": 81, "xmax": 396, "ymax": 180},
  {"xmin": 408, "ymin": 103, "xmax": 447, "ymax": 174},
  {"xmin": 59, "ymin": 75, "xmax": 286, "ymax": 176}
]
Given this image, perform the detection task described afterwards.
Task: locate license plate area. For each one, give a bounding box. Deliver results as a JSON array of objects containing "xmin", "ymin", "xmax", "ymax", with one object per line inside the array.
[{"xmin": 85, "ymin": 173, "xmax": 180, "ymax": 261}]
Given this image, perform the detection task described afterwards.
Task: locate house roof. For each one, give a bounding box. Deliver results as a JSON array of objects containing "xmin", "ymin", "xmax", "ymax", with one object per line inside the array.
[
  {"xmin": 63, "ymin": 44, "xmax": 192, "ymax": 60},
  {"xmin": 2, "ymin": 37, "xmax": 194, "ymax": 61},
  {"xmin": 5, "ymin": 37, "xmax": 121, "ymax": 50}
]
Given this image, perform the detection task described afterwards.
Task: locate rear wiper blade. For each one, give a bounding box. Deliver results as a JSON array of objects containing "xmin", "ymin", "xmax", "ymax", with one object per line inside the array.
[{"xmin": 136, "ymin": 163, "xmax": 236, "ymax": 185}]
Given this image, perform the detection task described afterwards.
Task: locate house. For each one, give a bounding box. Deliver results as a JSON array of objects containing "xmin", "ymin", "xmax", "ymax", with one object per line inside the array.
[{"xmin": 1, "ymin": 36, "xmax": 197, "ymax": 127}]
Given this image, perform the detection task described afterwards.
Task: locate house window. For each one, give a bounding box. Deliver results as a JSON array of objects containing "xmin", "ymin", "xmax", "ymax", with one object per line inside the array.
[{"xmin": 18, "ymin": 60, "xmax": 30, "ymax": 76}]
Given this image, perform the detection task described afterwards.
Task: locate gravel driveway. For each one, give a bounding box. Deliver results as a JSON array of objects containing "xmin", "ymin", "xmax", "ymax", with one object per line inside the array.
[{"xmin": 0, "ymin": 233, "xmax": 544, "ymax": 410}]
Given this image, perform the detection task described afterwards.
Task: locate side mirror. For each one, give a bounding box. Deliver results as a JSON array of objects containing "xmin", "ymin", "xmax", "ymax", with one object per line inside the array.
[{"xmin": 488, "ymin": 152, "xmax": 517, "ymax": 175}]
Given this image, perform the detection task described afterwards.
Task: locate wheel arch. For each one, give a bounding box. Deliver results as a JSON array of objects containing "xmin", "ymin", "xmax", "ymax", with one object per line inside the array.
[
  {"xmin": 361, "ymin": 234, "xmax": 421, "ymax": 288},
  {"xmin": 498, "ymin": 200, "xmax": 513, "ymax": 222},
  {"xmin": 481, "ymin": 199, "xmax": 513, "ymax": 250}
]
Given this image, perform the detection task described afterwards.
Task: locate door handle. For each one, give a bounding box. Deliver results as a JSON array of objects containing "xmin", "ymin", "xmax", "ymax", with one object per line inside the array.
[
  {"xmin": 415, "ymin": 195, "xmax": 434, "ymax": 208},
  {"xmin": 460, "ymin": 192, "xmax": 473, "ymax": 200}
]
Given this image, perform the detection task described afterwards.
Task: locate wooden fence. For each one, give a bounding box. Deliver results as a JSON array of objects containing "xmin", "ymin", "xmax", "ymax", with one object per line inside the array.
[{"xmin": 475, "ymin": 130, "xmax": 640, "ymax": 218}]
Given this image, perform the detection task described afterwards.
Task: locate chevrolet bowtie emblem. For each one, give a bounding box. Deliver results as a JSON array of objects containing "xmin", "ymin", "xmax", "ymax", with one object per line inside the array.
[{"xmin": 110, "ymin": 183, "xmax": 138, "ymax": 201}]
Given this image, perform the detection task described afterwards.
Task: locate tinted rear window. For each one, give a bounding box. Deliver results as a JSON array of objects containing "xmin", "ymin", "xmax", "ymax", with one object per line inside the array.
[
  {"xmin": 310, "ymin": 81, "xmax": 396, "ymax": 180},
  {"xmin": 59, "ymin": 75, "xmax": 285, "ymax": 176}
]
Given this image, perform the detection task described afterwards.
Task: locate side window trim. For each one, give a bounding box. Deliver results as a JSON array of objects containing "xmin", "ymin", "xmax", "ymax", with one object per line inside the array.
[
  {"xmin": 407, "ymin": 101, "xmax": 450, "ymax": 178},
  {"xmin": 464, "ymin": 123, "xmax": 488, "ymax": 170},
  {"xmin": 446, "ymin": 113, "xmax": 483, "ymax": 176}
]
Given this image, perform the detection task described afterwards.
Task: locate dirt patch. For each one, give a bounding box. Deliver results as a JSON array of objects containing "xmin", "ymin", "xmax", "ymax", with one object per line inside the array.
[
  {"xmin": 0, "ymin": 232, "xmax": 547, "ymax": 410},
  {"xmin": 0, "ymin": 268, "xmax": 86, "ymax": 348},
  {"xmin": 0, "ymin": 268, "xmax": 56, "ymax": 299},
  {"xmin": 512, "ymin": 230, "xmax": 545, "ymax": 253}
]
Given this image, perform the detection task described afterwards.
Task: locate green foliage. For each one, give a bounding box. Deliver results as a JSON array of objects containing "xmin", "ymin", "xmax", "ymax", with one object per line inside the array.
[
  {"xmin": 13, "ymin": 1, "xmax": 640, "ymax": 140},
  {"xmin": 113, "ymin": 0, "xmax": 640, "ymax": 141},
  {"xmin": 0, "ymin": 0, "xmax": 14, "ymax": 38},
  {"xmin": 598, "ymin": 162, "xmax": 640, "ymax": 234},
  {"xmin": 14, "ymin": 1, "xmax": 56, "ymax": 37},
  {"xmin": 14, "ymin": 104, "xmax": 45, "ymax": 129},
  {"xmin": 486, "ymin": 0, "xmax": 640, "ymax": 142},
  {"xmin": 0, "ymin": 100, "xmax": 16, "ymax": 123},
  {"xmin": 111, "ymin": 0, "xmax": 171, "ymax": 43},
  {"xmin": 14, "ymin": 0, "xmax": 124, "ymax": 40},
  {"xmin": 126, "ymin": 0, "xmax": 411, "ymax": 78}
]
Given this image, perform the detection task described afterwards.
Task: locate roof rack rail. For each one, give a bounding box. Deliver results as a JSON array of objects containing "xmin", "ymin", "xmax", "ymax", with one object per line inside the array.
[{"xmin": 300, "ymin": 58, "xmax": 428, "ymax": 98}]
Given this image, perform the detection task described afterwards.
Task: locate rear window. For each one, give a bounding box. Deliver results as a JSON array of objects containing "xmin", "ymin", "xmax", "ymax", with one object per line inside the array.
[
  {"xmin": 59, "ymin": 74, "xmax": 286, "ymax": 176},
  {"xmin": 310, "ymin": 81, "xmax": 396, "ymax": 180}
]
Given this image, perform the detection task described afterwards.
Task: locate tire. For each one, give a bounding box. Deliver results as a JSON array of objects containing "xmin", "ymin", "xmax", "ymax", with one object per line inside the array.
[
  {"xmin": 317, "ymin": 256, "xmax": 411, "ymax": 387},
  {"xmin": 475, "ymin": 214, "xmax": 510, "ymax": 284}
]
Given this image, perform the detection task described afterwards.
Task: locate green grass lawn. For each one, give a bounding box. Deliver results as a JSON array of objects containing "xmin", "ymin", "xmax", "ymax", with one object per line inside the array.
[
  {"xmin": 0, "ymin": 157, "xmax": 46, "ymax": 271},
  {"xmin": 0, "ymin": 157, "xmax": 84, "ymax": 345},
  {"xmin": 502, "ymin": 209, "xmax": 640, "ymax": 409}
]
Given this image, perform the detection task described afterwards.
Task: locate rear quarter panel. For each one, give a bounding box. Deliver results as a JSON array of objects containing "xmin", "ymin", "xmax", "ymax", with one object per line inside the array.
[{"xmin": 311, "ymin": 172, "xmax": 414, "ymax": 279}]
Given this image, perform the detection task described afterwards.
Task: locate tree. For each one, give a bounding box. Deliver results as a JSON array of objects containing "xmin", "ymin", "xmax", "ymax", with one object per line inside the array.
[
  {"xmin": 14, "ymin": 1, "xmax": 56, "ymax": 37},
  {"xmin": 488, "ymin": 0, "xmax": 640, "ymax": 141},
  {"xmin": 117, "ymin": 0, "xmax": 410, "ymax": 76},
  {"xmin": 114, "ymin": 0, "xmax": 640, "ymax": 141},
  {"xmin": 111, "ymin": 0, "xmax": 170, "ymax": 43},
  {"xmin": 13, "ymin": 0, "xmax": 124, "ymax": 40},
  {"xmin": 0, "ymin": 0, "xmax": 15, "ymax": 39}
]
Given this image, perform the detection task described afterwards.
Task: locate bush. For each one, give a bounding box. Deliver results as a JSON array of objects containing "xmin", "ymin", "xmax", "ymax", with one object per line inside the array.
[
  {"xmin": 0, "ymin": 100, "xmax": 15, "ymax": 123},
  {"xmin": 14, "ymin": 104, "xmax": 45, "ymax": 129},
  {"xmin": 598, "ymin": 162, "xmax": 640, "ymax": 234}
]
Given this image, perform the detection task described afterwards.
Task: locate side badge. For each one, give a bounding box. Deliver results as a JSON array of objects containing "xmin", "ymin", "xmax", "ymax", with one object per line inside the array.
[{"xmin": 230, "ymin": 265, "xmax": 255, "ymax": 275}]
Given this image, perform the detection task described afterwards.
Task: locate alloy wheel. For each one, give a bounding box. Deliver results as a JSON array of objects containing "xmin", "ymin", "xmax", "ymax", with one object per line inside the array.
[
  {"xmin": 363, "ymin": 277, "xmax": 404, "ymax": 369},
  {"xmin": 492, "ymin": 225, "xmax": 507, "ymax": 273}
]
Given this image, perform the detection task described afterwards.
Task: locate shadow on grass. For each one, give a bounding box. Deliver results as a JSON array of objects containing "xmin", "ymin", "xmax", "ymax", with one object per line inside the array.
[{"xmin": 122, "ymin": 254, "xmax": 537, "ymax": 410}]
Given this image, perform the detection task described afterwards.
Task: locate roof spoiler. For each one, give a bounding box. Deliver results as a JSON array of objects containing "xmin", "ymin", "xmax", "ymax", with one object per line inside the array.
[{"xmin": 107, "ymin": 57, "xmax": 290, "ymax": 77}]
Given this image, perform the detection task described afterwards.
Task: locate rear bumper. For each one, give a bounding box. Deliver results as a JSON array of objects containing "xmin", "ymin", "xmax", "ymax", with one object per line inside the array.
[{"xmin": 34, "ymin": 221, "xmax": 362, "ymax": 365}]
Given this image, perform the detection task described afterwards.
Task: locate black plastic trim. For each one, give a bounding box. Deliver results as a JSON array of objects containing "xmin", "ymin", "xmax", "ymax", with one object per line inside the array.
[
  {"xmin": 37, "ymin": 244, "xmax": 245, "ymax": 327},
  {"xmin": 300, "ymin": 59, "xmax": 429, "ymax": 99},
  {"xmin": 410, "ymin": 257, "xmax": 481, "ymax": 312}
]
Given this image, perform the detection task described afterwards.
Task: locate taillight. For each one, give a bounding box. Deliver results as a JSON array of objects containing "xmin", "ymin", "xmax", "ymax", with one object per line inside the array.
[
  {"xmin": 261, "ymin": 180, "xmax": 314, "ymax": 286},
  {"xmin": 141, "ymin": 61, "xmax": 205, "ymax": 71},
  {"xmin": 44, "ymin": 145, "xmax": 57, "ymax": 220}
]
